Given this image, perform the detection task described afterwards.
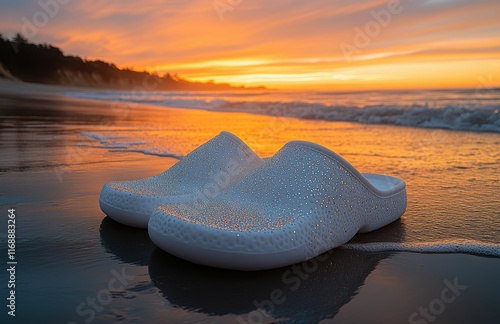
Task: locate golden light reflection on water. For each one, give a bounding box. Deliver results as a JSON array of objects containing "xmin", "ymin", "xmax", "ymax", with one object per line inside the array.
[
  {"xmin": 2, "ymin": 96, "xmax": 497, "ymax": 244},
  {"xmin": 95, "ymin": 102, "xmax": 499, "ymax": 244}
]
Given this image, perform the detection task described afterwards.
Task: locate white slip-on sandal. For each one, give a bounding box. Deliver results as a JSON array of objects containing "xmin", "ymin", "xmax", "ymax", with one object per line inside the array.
[
  {"xmin": 148, "ymin": 140, "xmax": 407, "ymax": 270},
  {"xmin": 99, "ymin": 131, "xmax": 264, "ymax": 228}
]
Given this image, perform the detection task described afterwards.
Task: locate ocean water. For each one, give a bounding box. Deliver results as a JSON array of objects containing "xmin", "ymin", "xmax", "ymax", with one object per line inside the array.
[
  {"xmin": 61, "ymin": 89, "xmax": 500, "ymax": 252},
  {"xmin": 65, "ymin": 88, "xmax": 500, "ymax": 133},
  {"xmin": 1, "ymin": 91, "xmax": 500, "ymax": 323},
  {"xmin": 66, "ymin": 88, "xmax": 500, "ymax": 256}
]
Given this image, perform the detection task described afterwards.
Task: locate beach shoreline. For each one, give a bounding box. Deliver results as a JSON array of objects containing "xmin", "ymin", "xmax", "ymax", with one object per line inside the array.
[
  {"xmin": 1, "ymin": 89, "xmax": 499, "ymax": 323},
  {"xmin": 0, "ymin": 78, "xmax": 112, "ymax": 95}
]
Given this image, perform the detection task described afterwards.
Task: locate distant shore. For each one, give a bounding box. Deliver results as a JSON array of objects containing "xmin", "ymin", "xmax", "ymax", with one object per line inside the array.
[
  {"xmin": 0, "ymin": 35, "xmax": 267, "ymax": 92},
  {"xmin": 0, "ymin": 78, "xmax": 102, "ymax": 95}
]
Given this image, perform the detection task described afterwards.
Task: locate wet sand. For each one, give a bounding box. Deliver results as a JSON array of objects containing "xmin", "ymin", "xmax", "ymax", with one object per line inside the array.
[{"xmin": 1, "ymin": 89, "xmax": 500, "ymax": 323}]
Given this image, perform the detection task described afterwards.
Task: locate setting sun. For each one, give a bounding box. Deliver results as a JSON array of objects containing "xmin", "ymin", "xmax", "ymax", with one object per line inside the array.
[{"xmin": 1, "ymin": 0, "xmax": 499, "ymax": 90}]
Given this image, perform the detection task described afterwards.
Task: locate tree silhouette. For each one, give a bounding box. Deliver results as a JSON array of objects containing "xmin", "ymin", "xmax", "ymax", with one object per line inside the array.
[
  {"xmin": 13, "ymin": 33, "xmax": 27, "ymax": 45},
  {"xmin": 0, "ymin": 32, "xmax": 265, "ymax": 91}
]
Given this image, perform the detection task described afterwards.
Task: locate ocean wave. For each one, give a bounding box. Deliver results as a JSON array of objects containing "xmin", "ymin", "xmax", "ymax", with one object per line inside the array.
[
  {"xmin": 341, "ymin": 240, "xmax": 500, "ymax": 257},
  {"xmin": 212, "ymin": 101, "xmax": 500, "ymax": 133},
  {"xmin": 66, "ymin": 91, "xmax": 500, "ymax": 133}
]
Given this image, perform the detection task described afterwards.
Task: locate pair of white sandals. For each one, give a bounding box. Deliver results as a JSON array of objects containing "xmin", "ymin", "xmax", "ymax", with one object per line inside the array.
[{"xmin": 100, "ymin": 131, "xmax": 407, "ymax": 270}]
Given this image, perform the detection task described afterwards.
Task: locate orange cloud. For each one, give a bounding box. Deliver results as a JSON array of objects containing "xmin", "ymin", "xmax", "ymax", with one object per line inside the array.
[{"xmin": 1, "ymin": 0, "xmax": 499, "ymax": 89}]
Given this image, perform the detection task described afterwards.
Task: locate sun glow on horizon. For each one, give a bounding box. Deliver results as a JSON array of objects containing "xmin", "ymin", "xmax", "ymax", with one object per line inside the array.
[
  {"xmin": 145, "ymin": 58, "xmax": 500, "ymax": 90},
  {"xmin": 1, "ymin": 0, "xmax": 499, "ymax": 90}
]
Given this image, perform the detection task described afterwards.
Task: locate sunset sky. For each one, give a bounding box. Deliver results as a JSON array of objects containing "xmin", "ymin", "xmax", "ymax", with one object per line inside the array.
[{"xmin": 1, "ymin": 0, "xmax": 499, "ymax": 90}]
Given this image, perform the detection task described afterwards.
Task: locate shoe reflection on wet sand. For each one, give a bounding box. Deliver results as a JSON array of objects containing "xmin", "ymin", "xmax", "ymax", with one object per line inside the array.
[{"xmin": 100, "ymin": 216, "xmax": 406, "ymax": 322}]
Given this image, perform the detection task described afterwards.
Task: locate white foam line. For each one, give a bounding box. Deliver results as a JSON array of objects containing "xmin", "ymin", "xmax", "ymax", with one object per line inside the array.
[
  {"xmin": 81, "ymin": 132, "xmax": 125, "ymax": 144},
  {"xmin": 340, "ymin": 240, "xmax": 500, "ymax": 257},
  {"xmin": 108, "ymin": 149, "xmax": 183, "ymax": 160},
  {"xmin": 79, "ymin": 132, "xmax": 184, "ymax": 159}
]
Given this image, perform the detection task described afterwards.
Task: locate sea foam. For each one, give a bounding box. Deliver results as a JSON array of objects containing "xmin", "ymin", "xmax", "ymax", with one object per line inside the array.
[
  {"xmin": 341, "ymin": 240, "xmax": 500, "ymax": 257},
  {"xmin": 80, "ymin": 132, "xmax": 183, "ymax": 159}
]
